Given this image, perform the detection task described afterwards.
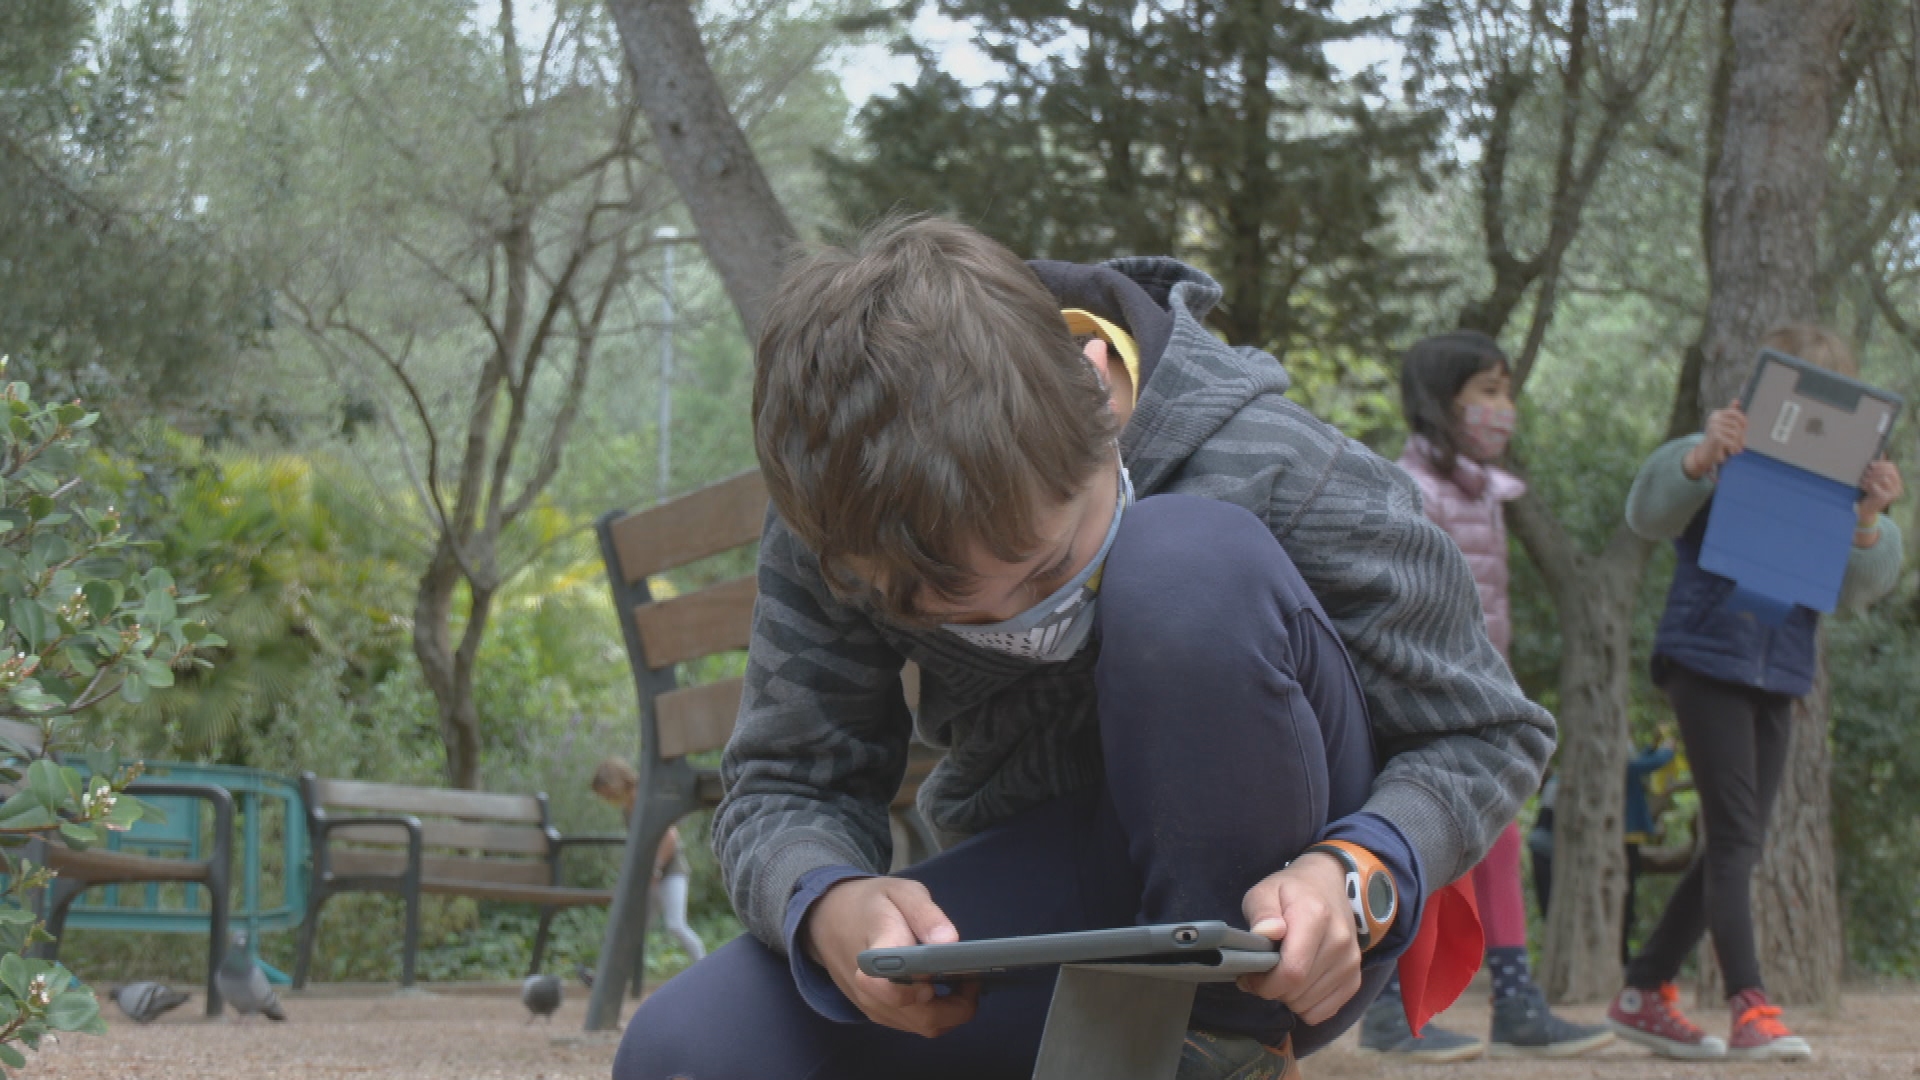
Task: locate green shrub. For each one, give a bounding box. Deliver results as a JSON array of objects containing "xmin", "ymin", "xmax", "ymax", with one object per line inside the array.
[
  {"xmin": 0, "ymin": 362, "xmax": 219, "ymax": 1069},
  {"xmin": 1829, "ymin": 609, "xmax": 1920, "ymax": 977}
]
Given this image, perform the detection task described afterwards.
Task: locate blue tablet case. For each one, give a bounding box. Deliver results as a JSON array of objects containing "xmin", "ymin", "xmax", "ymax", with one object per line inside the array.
[{"xmin": 1698, "ymin": 452, "xmax": 1857, "ymax": 624}]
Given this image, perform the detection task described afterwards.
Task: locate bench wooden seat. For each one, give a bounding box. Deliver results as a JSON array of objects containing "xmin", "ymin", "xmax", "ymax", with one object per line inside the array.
[
  {"xmin": 582, "ymin": 469, "xmax": 944, "ymax": 1030},
  {"xmin": 292, "ymin": 775, "xmax": 624, "ymax": 989},
  {"xmin": 42, "ymin": 846, "xmax": 218, "ymax": 885}
]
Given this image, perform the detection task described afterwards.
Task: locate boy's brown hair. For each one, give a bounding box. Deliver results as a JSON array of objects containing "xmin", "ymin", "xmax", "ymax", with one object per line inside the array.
[
  {"xmin": 1761, "ymin": 323, "xmax": 1858, "ymax": 378},
  {"xmin": 753, "ymin": 216, "xmax": 1117, "ymax": 620}
]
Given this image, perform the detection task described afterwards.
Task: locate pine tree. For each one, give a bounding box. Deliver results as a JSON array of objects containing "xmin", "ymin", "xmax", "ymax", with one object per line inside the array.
[{"xmin": 827, "ymin": 0, "xmax": 1441, "ymax": 358}]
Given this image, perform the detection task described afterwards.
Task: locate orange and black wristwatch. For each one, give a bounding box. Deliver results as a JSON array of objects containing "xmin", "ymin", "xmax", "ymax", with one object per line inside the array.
[{"xmin": 1300, "ymin": 840, "xmax": 1397, "ymax": 952}]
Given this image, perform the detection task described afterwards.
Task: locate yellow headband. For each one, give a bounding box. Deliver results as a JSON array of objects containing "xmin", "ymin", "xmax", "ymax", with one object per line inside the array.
[{"xmin": 1062, "ymin": 309, "xmax": 1141, "ymax": 396}]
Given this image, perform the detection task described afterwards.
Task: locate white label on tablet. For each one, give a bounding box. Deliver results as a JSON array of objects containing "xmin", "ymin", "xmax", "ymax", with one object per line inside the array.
[{"xmin": 1771, "ymin": 400, "xmax": 1801, "ymax": 444}]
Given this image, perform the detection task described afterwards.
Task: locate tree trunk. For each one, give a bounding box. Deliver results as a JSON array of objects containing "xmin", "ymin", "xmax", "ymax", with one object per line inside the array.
[
  {"xmin": 1753, "ymin": 652, "xmax": 1844, "ymax": 1004},
  {"xmin": 414, "ymin": 545, "xmax": 485, "ymax": 789},
  {"xmin": 1697, "ymin": 0, "xmax": 1854, "ymax": 407},
  {"xmin": 605, "ymin": 0, "xmax": 797, "ymax": 338},
  {"xmin": 1691, "ymin": 0, "xmax": 1854, "ymax": 1007},
  {"xmin": 1449, "ymin": 0, "xmax": 1691, "ymax": 997},
  {"xmin": 1511, "ymin": 494, "xmax": 1654, "ymax": 1002},
  {"xmin": 1218, "ymin": 0, "xmax": 1274, "ymax": 348}
]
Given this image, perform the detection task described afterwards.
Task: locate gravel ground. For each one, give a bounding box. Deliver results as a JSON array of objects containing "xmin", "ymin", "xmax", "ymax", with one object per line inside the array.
[
  {"xmin": 19, "ymin": 982, "xmax": 1920, "ymax": 1078},
  {"xmin": 21, "ymin": 986, "xmax": 622, "ymax": 1080},
  {"xmin": 1310, "ymin": 988, "xmax": 1920, "ymax": 1080}
]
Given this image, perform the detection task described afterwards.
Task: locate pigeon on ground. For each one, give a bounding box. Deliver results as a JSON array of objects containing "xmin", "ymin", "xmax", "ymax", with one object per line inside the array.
[
  {"xmin": 522, "ymin": 973, "xmax": 563, "ymax": 1022},
  {"xmin": 215, "ymin": 931, "xmax": 287, "ymax": 1022},
  {"xmin": 113, "ymin": 982, "xmax": 191, "ymax": 1024},
  {"xmin": 575, "ymin": 964, "xmax": 594, "ymax": 990}
]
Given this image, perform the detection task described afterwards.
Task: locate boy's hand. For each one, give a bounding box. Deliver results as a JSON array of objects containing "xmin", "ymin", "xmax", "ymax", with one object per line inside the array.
[
  {"xmin": 802, "ymin": 877, "xmax": 979, "ymax": 1038},
  {"xmin": 1684, "ymin": 400, "xmax": 1747, "ymax": 480},
  {"xmin": 1236, "ymin": 853, "xmax": 1361, "ymax": 1027},
  {"xmin": 1858, "ymin": 459, "xmax": 1903, "ymax": 524}
]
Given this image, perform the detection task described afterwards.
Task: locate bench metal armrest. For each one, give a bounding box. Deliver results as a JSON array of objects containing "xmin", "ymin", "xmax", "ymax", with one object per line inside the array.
[
  {"xmin": 122, "ymin": 781, "xmax": 236, "ymax": 880},
  {"xmin": 310, "ymin": 813, "xmax": 424, "ymax": 886}
]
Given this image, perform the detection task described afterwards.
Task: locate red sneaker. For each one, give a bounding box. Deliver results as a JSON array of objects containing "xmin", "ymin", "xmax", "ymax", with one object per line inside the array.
[
  {"xmin": 1607, "ymin": 983, "xmax": 1727, "ymax": 1060},
  {"xmin": 1726, "ymin": 988, "xmax": 1812, "ymax": 1062}
]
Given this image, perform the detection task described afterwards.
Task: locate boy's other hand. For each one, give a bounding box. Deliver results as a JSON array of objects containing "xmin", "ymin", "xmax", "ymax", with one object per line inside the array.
[
  {"xmin": 1684, "ymin": 400, "xmax": 1747, "ymax": 480},
  {"xmin": 1858, "ymin": 459, "xmax": 1903, "ymax": 523},
  {"xmin": 1236, "ymin": 853, "xmax": 1361, "ymax": 1027},
  {"xmin": 802, "ymin": 876, "xmax": 979, "ymax": 1038}
]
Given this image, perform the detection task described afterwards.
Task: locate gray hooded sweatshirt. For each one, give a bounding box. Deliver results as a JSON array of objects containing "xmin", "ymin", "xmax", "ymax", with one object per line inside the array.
[{"xmin": 714, "ymin": 257, "xmax": 1556, "ymax": 950}]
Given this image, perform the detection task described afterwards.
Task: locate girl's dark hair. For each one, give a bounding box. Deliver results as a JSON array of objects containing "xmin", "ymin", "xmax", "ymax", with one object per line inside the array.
[{"xmin": 1400, "ymin": 330, "xmax": 1509, "ymax": 473}]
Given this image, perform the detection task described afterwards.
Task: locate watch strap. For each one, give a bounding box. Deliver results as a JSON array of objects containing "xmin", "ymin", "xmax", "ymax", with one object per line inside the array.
[{"xmin": 1305, "ymin": 840, "xmax": 1397, "ymax": 952}]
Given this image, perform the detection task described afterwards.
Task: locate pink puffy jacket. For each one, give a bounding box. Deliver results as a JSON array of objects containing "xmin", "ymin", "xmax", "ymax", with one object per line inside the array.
[{"xmin": 1397, "ymin": 436, "xmax": 1526, "ymax": 657}]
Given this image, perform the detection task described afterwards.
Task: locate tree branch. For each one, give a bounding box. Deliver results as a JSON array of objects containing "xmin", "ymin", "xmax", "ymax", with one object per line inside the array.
[
  {"xmin": 500, "ymin": 235, "xmax": 627, "ymax": 527},
  {"xmin": 1869, "ymin": 266, "xmax": 1920, "ymax": 353},
  {"xmin": 482, "ymin": 184, "xmax": 604, "ymax": 536},
  {"xmin": 1506, "ymin": 486, "xmax": 1584, "ymax": 604}
]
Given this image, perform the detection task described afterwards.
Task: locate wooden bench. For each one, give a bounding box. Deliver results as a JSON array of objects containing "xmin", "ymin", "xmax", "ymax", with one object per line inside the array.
[
  {"xmin": 0, "ymin": 720, "xmax": 234, "ymax": 1017},
  {"xmin": 291, "ymin": 776, "xmax": 623, "ymax": 989},
  {"xmin": 582, "ymin": 469, "xmax": 941, "ymax": 1030},
  {"xmin": 35, "ymin": 786, "xmax": 237, "ymax": 1016}
]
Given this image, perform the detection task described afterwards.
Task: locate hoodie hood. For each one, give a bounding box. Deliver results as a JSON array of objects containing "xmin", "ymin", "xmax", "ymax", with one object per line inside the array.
[{"xmin": 1029, "ymin": 256, "xmax": 1292, "ymax": 498}]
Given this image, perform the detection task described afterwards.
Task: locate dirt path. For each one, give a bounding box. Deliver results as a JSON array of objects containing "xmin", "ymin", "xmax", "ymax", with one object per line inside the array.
[
  {"xmin": 18, "ymin": 983, "xmax": 1920, "ymax": 1078},
  {"xmin": 21, "ymin": 989, "xmax": 621, "ymax": 1080},
  {"xmin": 1312, "ymin": 988, "xmax": 1920, "ymax": 1079}
]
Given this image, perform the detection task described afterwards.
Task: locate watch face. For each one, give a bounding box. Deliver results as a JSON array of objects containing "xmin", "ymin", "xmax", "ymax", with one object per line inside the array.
[{"xmin": 1366, "ymin": 873, "xmax": 1396, "ymax": 922}]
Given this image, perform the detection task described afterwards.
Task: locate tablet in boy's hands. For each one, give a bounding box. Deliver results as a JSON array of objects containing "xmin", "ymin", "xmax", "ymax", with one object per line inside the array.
[{"xmin": 857, "ymin": 921, "xmax": 1278, "ymax": 983}]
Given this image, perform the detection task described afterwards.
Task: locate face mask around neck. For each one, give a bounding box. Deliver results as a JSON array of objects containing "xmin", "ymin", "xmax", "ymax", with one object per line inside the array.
[{"xmin": 942, "ymin": 463, "xmax": 1134, "ymax": 663}]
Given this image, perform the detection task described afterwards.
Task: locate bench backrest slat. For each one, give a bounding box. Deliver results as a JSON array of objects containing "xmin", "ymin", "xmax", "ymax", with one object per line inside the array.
[
  {"xmin": 606, "ymin": 470, "xmax": 769, "ymax": 585},
  {"xmin": 327, "ymin": 851, "xmax": 553, "ymax": 887},
  {"xmin": 598, "ymin": 469, "xmax": 926, "ymax": 769},
  {"xmin": 311, "ymin": 779, "xmax": 543, "ymax": 824},
  {"xmin": 598, "ymin": 471, "xmax": 771, "ymax": 768},
  {"xmin": 631, "ymin": 576, "xmax": 757, "ymax": 669},
  {"xmin": 656, "ymin": 677, "xmax": 745, "ymax": 759},
  {"xmin": 652, "ymin": 668, "xmax": 922, "ymax": 761},
  {"xmin": 324, "ymin": 819, "xmax": 551, "ymax": 857}
]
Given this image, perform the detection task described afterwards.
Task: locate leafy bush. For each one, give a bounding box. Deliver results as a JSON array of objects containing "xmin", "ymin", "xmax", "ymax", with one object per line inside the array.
[
  {"xmin": 48, "ymin": 410, "xmax": 758, "ymax": 990},
  {"xmin": 1829, "ymin": 609, "xmax": 1920, "ymax": 977},
  {"xmin": 0, "ymin": 361, "xmax": 219, "ymax": 1069}
]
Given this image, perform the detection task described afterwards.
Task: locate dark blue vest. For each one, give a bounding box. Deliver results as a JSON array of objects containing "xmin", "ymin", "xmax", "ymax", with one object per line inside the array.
[{"xmin": 1651, "ymin": 500, "xmax": 1818, "ymax": 697}]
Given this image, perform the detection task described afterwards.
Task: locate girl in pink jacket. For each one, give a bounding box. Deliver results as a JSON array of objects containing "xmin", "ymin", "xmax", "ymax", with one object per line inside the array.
[{"xmin": 1359, "ymin": 330, "xmax": 1612, "ymax": 1062}]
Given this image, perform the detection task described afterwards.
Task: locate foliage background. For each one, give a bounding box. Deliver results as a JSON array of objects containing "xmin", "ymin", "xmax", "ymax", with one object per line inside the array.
[{"xmin": 2, "ymin": 0, "xmax": 1914, "ymax": 988}]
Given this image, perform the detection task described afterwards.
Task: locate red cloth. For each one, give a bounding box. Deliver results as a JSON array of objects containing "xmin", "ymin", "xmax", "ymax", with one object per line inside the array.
[
  {"xmin": 1469, "ymin": 822, "xmax": 1528, "ymax": 948},
  {"xmin": 1395, "ymin": 876, "xmax": 1483, "ymax": 1033}
]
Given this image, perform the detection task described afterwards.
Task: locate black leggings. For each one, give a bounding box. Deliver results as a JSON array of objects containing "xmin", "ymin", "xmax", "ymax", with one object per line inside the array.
[{"xmin": 1624, "ymin": 665, "xmax": 1792, "ymax": 997}]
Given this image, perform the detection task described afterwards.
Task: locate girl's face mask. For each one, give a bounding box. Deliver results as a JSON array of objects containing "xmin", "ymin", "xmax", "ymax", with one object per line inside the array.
[
  {"xmin": 943, "ymin": 464, "xmax": 1134, "ymax": 663},
  {"xmin": 1460, "ymin": 403, "xmax": 1517, "ymax": 462}
]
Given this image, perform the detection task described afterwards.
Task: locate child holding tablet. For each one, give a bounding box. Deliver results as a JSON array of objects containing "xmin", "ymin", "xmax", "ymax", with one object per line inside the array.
[{"xmin": 1608, "ymin": 324, "xmax": 1903, "ymax": 1062}]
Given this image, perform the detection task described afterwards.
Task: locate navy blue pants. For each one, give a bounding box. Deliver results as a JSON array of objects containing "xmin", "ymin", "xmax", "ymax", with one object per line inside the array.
[{"xmin": 616, "ymin": 496, "xmax": 1384, "ymax": 1079}]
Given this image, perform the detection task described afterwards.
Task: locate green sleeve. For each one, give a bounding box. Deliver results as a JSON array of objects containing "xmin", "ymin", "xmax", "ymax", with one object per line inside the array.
[
  {"xmin": 1625, "ymin": 435, "xmax": 1716, "ymax": 542},
  {"xmin": 1837, "ymin": 514, "xmax": 1906, "ymax": 614}
]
